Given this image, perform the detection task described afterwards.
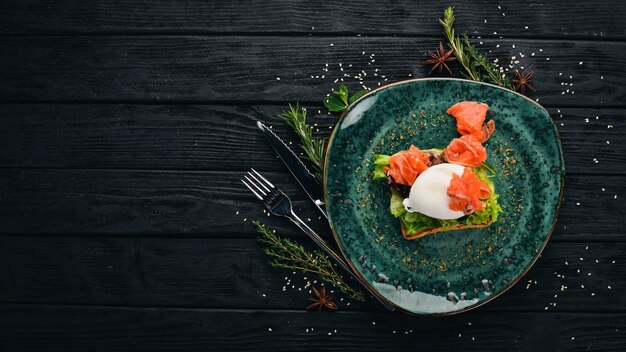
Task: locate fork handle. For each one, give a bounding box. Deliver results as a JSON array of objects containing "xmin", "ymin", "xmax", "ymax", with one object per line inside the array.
[{"xmin": 287, "ymin": 211, "xmax": 395, "ymax": 311}]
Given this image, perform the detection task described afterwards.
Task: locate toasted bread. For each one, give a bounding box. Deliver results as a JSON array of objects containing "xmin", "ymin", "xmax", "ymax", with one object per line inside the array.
[{"xmin": 400, "ymin": 220, "xmax": 494, "ymax": 240}]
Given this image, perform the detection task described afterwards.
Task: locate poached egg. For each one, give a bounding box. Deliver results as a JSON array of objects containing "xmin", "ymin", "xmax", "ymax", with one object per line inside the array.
[{"xmin": 402, "ymin": 163, "xmax": 466, "ymax": 220}]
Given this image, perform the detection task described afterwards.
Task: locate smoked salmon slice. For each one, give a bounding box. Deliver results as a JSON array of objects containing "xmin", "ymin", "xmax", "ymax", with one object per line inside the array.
[
  {"xmin": 447, "ymin": 168, "xmax": 491, "ymax": 214},
  {"xmin": 446, "ymin": 101, "xmax": 495, "ymax": 142},
  {"xmin": 387, "ymin": 145, "xmax": 430, "ymax": 186},
  {"xmin": 443, "ymin": 135, "xmax": 487, "ymax": 167}
]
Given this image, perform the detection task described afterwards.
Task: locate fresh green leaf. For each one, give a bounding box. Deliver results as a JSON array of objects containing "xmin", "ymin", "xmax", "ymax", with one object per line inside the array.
[
  {"xmin": 440, "ymin": 219, "xmax": 460, "ymax": 230},
  {"xmin": 349, "ymin": 89, "xmax": 369, "ymax": 104},
  {"xmin": 323, "ymin": 96, "xmax": 347, "ymax": 112},
  {"xmin": 373, "ymin": 154, "xmax": 391, "ymax": 165},
  {"xmin": 390, "ymin": 190, "xmax": 406, "ymax": 217},
  {"xmin": 372, "ymin": 154, "xmax": 390, "ymax": 180},
  {"xmin": 466, "ymin": 166, "xmax": 502, "ymax": 225},
  {"xmin": 333, "ymin": 84, "xmax": 349, "ymax": 105},
  {"xmin": 465, "ymin": 193, "xmax": 502, "ymax": 226},
  {"xmin": 400, "ymin": 212, "xmax": 439, "ymax": 234}
]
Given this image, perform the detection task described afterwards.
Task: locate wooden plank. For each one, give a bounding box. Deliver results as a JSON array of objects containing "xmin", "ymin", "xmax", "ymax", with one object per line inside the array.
[
  {"xmin": 0, "ymin": 105, "xmax": 622, "ymax": 175},
  {"xmin": 0, "ymin": 169, "xmax": 622, "ymax": 240},
  {"xmin": 0, "ymin": 1, "xmax": 624, "ymax": 39},
  {"xmin": 0, "ymin": 238, "xmax": 622, "ymax": 312},
  {"xmin": 0, "ymin": 36, "xmax": 623, "ymax": 106},
  {"xmin": 0, "ymin": 304, "xmax": 623, "ymax": 351}
]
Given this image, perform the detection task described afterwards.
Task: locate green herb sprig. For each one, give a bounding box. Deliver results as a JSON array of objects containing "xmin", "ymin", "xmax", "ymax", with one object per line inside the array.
[
  {"xmin": 254, "ymin": 220, "xmax": 364, "ymax": 301},
  {"xmin": 279, "ymin": 103, "xmax": 326, "ymax": 184},
  {"xmin": 439, "ymin": 6, "xmax": 515, "ymax": 90},
  {"xmin": 323, "ymin": 84, "xmax": 369, "ymax": 112},
  {"xmin": 462, "ymin": 34, "xmax": 515, "ymax": 90}
]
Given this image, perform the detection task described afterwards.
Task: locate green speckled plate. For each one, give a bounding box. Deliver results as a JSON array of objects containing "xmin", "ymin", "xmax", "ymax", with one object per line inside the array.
[{"xmin": 324, "ymin": 78, "xmax": 564, "ymax": 315}]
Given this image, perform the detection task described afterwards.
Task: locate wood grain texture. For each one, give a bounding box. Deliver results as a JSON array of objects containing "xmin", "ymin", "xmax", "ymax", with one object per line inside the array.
[
  {"xmin": 0, "ymin": 169, "xmax": 623, "ymax": 240},
  {"xmin": 0, "ymin": 0, "xmax": 625, "ymax": 39},
  {"xmin": 0, "ymin": 304, "xmax": 623, "ymax": 352},
  {"xmin": 0, "ymin": 104, "xmax": 623, "ymax": 175},
  {"xmin": 0, "ymin": 237, "xmax": 622, "ymax": 312},
  {"xmin": 0, "ymin": 36, "xmax": 623, "ymax": 106}
]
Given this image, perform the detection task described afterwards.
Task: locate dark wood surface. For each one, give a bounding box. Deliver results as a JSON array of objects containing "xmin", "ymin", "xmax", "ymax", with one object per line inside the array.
[{"xmin": 1, "ymin": 1, "xmax": 624, "ymax": 351}]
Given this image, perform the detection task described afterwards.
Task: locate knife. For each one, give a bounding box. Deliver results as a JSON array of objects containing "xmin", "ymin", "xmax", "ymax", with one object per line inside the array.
[{"xmin": 257, "ymin": 121, "xmax": 328, "ymax": 219}]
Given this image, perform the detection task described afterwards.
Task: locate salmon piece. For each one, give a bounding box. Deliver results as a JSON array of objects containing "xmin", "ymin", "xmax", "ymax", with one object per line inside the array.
[
  {"xmin": 387, "ymin": 145, "xmax": 430, "ymax": 186},
  {"xmin": 447, "ymin": 168, "xmax": 491, "ymax": 214},
  {"xmin": 446, "ymin": 101, "xmax": 495, "ymax": 142},
  {"xmin": 443, "ymin": 135, "xmax": 487, "ymax": 167}
]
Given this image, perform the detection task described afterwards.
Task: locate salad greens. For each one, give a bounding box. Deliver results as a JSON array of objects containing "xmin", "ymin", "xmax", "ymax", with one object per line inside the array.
[{"xmin": 374, "ymin": 155, "xmax": 502, "ymax": 235}]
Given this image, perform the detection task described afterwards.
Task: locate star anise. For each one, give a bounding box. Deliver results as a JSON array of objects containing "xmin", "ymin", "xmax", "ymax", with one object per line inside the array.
[
  {"xmin": 511, "ymin": 69, "xmax": 536, "ymax": 95},
  {"xmin": 307, "ymin": 285, "xmax": 337, "ymax": 312},
  {"xmin": 424, "ymin": 41, "xmax": 456, "ymax": 74}
]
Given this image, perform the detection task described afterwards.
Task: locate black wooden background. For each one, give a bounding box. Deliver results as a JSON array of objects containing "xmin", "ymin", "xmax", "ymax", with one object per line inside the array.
[{"xmin": 1, "ymin": 1, "xmax": 625, "ymax": 351}]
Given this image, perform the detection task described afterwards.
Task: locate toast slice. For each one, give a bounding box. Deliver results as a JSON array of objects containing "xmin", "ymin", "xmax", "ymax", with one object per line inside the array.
[{"xmin": 400, "ymin": 219, "xmax": 494, "ymax": 240}]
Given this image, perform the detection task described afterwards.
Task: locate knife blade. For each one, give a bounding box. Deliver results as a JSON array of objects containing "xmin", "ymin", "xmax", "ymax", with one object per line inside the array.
[{"xmin": 257, "ymin": 121, "xmax": 327, "ymax": 219}]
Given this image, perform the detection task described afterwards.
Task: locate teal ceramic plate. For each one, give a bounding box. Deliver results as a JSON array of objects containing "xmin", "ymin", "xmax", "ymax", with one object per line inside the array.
[{"xmin": 324, "ymin": 78, "xmax": 564, "ymax": 315}]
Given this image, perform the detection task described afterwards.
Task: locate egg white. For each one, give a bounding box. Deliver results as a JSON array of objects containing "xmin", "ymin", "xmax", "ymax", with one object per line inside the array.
[{"xmin": 402, "ymin": 163, "xmax": 466, "ymax": 220}]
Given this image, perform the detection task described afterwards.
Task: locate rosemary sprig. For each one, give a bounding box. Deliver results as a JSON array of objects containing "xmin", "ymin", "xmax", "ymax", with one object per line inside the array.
[
  {"xmin": 254, "ymin": 220, "xmax": 364, "ymax": 301},
  {"xmin": 279, "ymin": 103, "xmax": 326, "ymax": 184},
  {"xmin": 439, "ymin": 6, "xmax": 479, "ymax": 81},
  {"xmin": 439, "ymin": 6, "xmax": 515, "ymax": 90},
  {"xmin": 462, "ymin": 34, "xmax": 515, "ymax": 90}
]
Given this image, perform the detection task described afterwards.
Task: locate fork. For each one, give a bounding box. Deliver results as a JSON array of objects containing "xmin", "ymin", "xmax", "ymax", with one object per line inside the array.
[{"xmin": 242, "ymin": 168, "xmax": 394, "ymax": 311}]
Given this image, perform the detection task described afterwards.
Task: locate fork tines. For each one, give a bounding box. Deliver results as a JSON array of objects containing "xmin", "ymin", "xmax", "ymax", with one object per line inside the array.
[{"xmin": 241, "ymin": 168, "xmax": 275, "ymax": 200}]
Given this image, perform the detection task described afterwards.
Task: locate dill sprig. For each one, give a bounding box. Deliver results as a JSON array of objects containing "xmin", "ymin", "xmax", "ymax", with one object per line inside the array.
[
  {"xmin": 279, "ymin": 103, "xmax": 326, "ymax": 184},
  {"xmin": 439, "ymin": 6, "xmax": 515, "ymax": 90},
  {"xmin": 254, "ymin": 220, "xmax": 364, "ymax": 301}
]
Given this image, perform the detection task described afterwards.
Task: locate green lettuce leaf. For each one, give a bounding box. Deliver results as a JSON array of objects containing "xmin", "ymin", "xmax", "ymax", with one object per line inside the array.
[
  {"xmin": 372, "ymin": 154, "xmax": 390, "ymax": 180},
  {"xmin": 389, "ymin": 189, "xmax": 406, "ymax": 217},
  {"xmin": 465, "ymin": 166, "xmax": 503, "ymax": 225}
]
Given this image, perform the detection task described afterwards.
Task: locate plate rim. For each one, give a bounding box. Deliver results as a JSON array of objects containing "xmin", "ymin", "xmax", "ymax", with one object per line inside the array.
[{"xmin": 323, "ymin": 77, "xmax": 566, "ymax": 316}]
